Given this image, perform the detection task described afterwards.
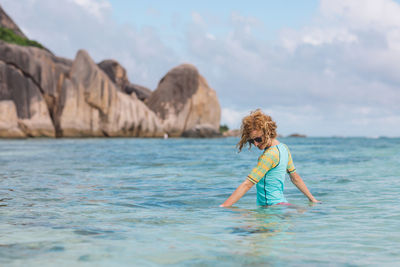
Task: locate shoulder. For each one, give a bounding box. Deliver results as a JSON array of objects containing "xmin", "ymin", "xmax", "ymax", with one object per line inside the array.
[
  {"xmin": 263, "ymin": 146, "xmax": 279, "ymax": 156},
  {"xmin": 280, "ymin": 143, "xmax": 291, "ymax": 152},
  {"xmin": 259, "ymin": 146, "xmax": 280, "ymax": 162},
  {"xmin": 279, "ymin": 142, "xmax": 288, "ymax": 148}
]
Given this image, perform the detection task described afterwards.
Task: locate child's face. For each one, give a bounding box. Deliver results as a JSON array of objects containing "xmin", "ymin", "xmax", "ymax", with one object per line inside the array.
[{"xmin": 249, "ymin": 130, "xmax": 265, "ymax": 150}]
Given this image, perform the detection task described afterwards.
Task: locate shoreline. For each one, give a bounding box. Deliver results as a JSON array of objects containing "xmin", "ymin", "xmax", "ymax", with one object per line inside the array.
[{"xmin": 0, "ymin": 135, "xmax": 398, "ymax": 140}]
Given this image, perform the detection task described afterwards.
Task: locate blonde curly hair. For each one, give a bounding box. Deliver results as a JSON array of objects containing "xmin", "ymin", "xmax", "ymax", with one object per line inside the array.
[{"xmin": 237, "ymin": 109, "xmax": 277, "ymax": 152}]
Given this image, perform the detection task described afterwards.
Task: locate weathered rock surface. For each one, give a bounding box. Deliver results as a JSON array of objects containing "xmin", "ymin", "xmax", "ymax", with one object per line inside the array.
[
  {"xmin": 0, "ymin": 6, "xmax": 221, "ymax": 138},
  {"xmin": 61, "ymin": 50, "xmax": 163, "ymax": 137},
  {"xmin": 146, "ymin": 64, "xmax": 221, "ymax": 137},
  {"xmin": 0, "ymin": 5, "xmax": 26, "ymax": 38},
  {"xmin": 98, "ymin": 59, "xmax": 128, "ymax": 90},
  {"xmin": 1, "ymin": 41, "xmax": 72, "ymax": 137},
  {"xmin": 0, "ymin": 41, "xmax": 164, "ymax": 137},
  {"xmin": 0, "ymin": 55, "xmax": 56, "ymax": 137},
  {"xmin": 0, "ymin": 100, "xmax": 25, "ymax": 138},
  {"xmin": 125, "ymin": 83, "xmax": 151, "ymax": 102},
  {"xmin": 98, "ymin": 59, "xmax": 152, "ymax": 101}
]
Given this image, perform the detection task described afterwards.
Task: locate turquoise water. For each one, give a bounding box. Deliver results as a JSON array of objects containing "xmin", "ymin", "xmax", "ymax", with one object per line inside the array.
[{"xmin": 1, "ymin": 137, "xmax": 399, "ymax": 266}]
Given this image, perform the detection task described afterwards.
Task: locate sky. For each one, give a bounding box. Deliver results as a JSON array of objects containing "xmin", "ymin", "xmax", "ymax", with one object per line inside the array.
[{"xmin": 1, "ymin": 0, "xmax": 400, "ymax": 137}]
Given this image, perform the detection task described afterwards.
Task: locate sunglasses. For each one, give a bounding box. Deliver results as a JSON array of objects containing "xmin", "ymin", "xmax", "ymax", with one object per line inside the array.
[{"xmin": 248, "ymin": 136, "xmax": 263, "ymax": 144}]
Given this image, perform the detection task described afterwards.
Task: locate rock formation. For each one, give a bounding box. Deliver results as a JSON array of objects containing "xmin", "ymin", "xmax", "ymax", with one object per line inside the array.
[
  {"xmin": 0, "ymin": 42, "xmax": 164, "ymax": 137},
  {"xmin": 98, "ymin": 59, "xmax": 152, "ymax": 101},
  {"xmin": 60, "ymin": 50, "xmax": 163, "ymax": 137},
  {"xmin": 125, "ymin": 83, "xmax": 152, "ymax": 102},
  {"xmin": 0, "ymin": 100, "xmax": 26, "ymax": 138},
  {"xmin": 146, "ymin": 64, "xmax": 221, "ymax": 137},
  {"xmin": 0, "ymin": 5, "xmax": 221, "ymax": 138},
  {"xmin": 288, "ymin": 133, "xmax": 307, "ymax": 138},
  {"xmin": 0, "ymin": 42, "xmax": 62, "ymax": 137}
]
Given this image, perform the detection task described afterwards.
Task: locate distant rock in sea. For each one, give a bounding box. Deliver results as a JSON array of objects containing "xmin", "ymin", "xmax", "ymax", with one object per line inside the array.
[
  {"xmin": 288, "ymin": 133, "xmax": 307, "ymax": 138},
  {"xmin": 146, "ymin": 64, "xmax": 221, "ymax": 137}
]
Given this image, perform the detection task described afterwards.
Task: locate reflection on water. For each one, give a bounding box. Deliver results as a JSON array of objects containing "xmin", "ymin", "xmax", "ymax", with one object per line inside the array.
[
  {"xmin": 222, "ymin": 204, "xmax": 309, "ymax": 262},
  {"xmin": 228, "ymin": 206, "xmax": 293, "ymax": 234},
  {"xmin": 0, "ymin": 137, "xmax": 399, "ymax": 265}
]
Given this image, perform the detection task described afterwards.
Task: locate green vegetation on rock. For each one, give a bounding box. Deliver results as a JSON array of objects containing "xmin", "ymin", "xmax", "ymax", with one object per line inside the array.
[
  {"xmin": 219, "ymin": 124, "xmax": 229, "ymax": 133},
  {"xmin": 0, "ymin": 27, "xmax": 44, "ymax": 49}
]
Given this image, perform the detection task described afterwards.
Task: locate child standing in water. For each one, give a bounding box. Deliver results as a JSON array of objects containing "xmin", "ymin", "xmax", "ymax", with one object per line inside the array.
[{"xmin": 220, "ymin": 109, "xmax": 320, "ymax": 207}]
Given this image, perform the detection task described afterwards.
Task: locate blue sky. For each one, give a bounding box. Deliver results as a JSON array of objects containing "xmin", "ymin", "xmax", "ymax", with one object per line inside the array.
[
  {"xmin": 2, "ymin": 0, "xmax": 400, "ymax": 137},
  {"xmin": 109, "ymin": 1, "xmax": 319, "ymax": 42}
]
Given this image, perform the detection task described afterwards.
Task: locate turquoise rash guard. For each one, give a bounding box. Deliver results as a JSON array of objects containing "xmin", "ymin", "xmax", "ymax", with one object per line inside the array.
[{"xmin": 247, "ymin": 143, "xmax": 296, "ymax": 206}]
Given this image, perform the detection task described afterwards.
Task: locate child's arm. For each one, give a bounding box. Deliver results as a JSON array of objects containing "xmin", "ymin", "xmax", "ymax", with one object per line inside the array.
[
  {"xmin": 220, "ymin": 179, "xmax": 254, "ymax": 207},
  {"xmin": 289, "ymin": 172, "xmax": 320, "ymax": 203}
]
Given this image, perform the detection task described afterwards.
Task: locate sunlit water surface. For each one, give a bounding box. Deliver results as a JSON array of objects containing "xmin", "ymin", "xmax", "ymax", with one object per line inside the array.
[{"xmin": 1, "ymin": 137, "xmax": 399, "ymax": 266}]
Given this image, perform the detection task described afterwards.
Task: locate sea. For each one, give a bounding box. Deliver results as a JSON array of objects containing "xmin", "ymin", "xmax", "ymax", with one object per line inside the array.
[{"xmin": 0, "ymin": 137, "xmax": 399, "ymax": 266}]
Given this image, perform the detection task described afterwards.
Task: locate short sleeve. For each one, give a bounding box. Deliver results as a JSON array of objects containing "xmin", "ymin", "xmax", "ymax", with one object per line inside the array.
[
  {"xmin": 247, "ymin": 147, "xmax": 280, "ymax": 184},
  {"xmin": 286, "ymin": 146, "xmax": 296, "ymax": 174}
]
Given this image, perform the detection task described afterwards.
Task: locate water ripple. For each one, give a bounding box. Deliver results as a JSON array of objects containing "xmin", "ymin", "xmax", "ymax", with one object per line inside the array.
[{"xmin": 0, "ymin": 137, "xmax": 399, "ymax": 266}]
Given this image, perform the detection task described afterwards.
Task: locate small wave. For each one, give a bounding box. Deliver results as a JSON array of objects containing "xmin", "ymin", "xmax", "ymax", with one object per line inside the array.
[
  {"xmin": 73, "ymin": 229, "xmax": 115, "ymax": 236},
  {"xmin": 228, "ymin": 226, "xmax": 276, "ymax": 236}
]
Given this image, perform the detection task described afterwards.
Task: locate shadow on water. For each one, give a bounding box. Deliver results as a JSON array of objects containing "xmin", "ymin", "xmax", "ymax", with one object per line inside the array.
[
  {"xmin": 0, "ymin": 242, "xmax": 65, "ymax": 262},
  {"xmin": 0, "ymin": 197, "xmax": 12, "ymax": 207}
]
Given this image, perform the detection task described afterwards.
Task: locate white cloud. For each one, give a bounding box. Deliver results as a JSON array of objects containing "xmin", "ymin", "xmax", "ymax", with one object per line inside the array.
[
  {"xmin": 182, "ymin": 1, "xmax": 400, "ymax": 136},
  {"xmin": 1, "ymin": 0, "xmax": 178, "ymax": 89},
  {"xmin": 221, "ymin": 108, "xmax": 250, "ymax": 129},
  {"xmin": 146, "ymin": 7, "xmax": 160, "ymax": 18},
  {"xmin": 191, "ymin": 12, "xmax": 206, "ymax": 28},
  {"xmin": 320, "ymin": 0, "xmax": 400, "ymax": 28},
  {"xmin": 301, "ymin": 28, "xmax": 358, "ymax": 46},
  {"xmin": 205, "ymin": 33, "xmax": 216, "ymax": 40},
  {"xmin": 2, "ymin": 0, "xmax": 400, "ymax": 136},
  {"xmin": 70, "ymin": 0, "xmax": 111, "ymax": 20}
]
